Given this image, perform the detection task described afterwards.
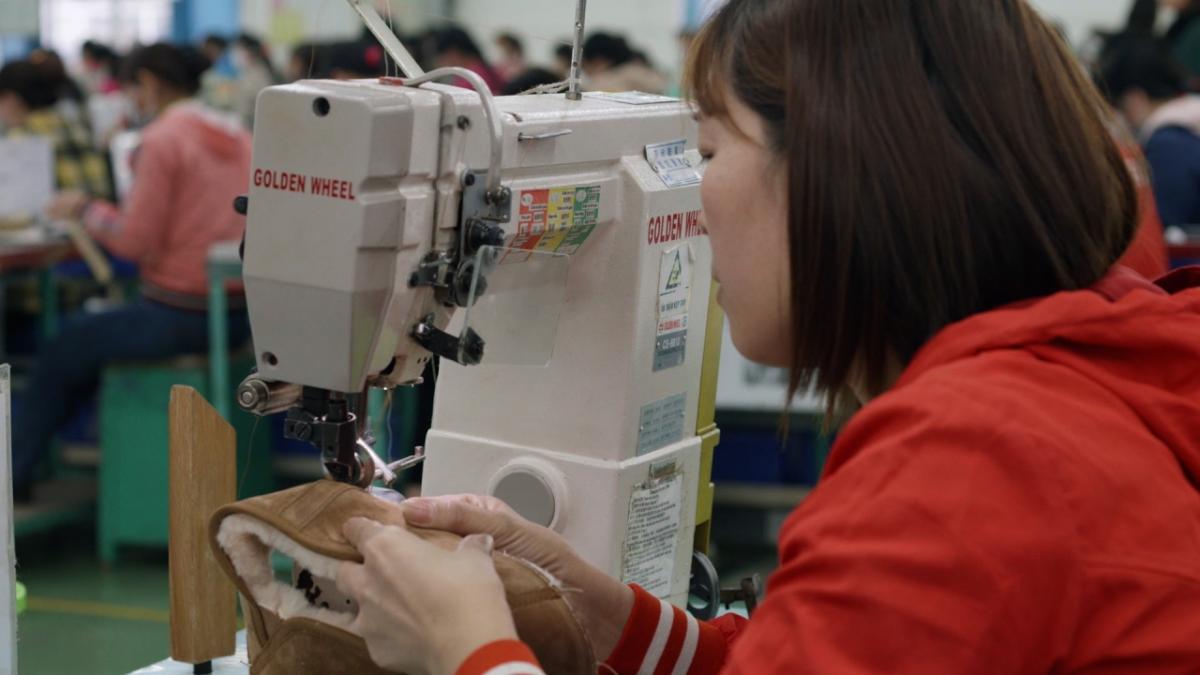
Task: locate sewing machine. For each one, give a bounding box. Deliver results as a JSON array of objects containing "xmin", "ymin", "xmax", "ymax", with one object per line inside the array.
[{"xmin": 235, "ymin": 2, "xmax": 720, "ymax": 608}]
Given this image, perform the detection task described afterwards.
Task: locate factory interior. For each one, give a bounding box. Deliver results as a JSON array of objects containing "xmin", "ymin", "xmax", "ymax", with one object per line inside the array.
[{"xmin": 1, "ymin": 0, "xmax": 1199, "ymax": 673}]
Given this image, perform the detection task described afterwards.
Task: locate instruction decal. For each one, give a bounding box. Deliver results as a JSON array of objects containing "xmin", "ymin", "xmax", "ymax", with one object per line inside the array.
[
  {"xmin": 637, "ymin": 392, "xmax": 688, "ymax": 456},
  {"xmin": 503, "ymin": 185, "xmax": 602, "ymax": 263},
  {"xmin": 655, "ymin": 246, "xmax": 692, "ymax": 371},
  {"xmin": 621, "ymin": 470, "xmax": 684, "ymax": 597}
]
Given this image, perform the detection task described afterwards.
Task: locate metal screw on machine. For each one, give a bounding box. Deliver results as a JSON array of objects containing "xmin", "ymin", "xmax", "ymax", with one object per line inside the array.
[
  {"xmin": 285, "ymin": 418, "xmax": 313, "ymax": 442},
  {"xmin": 485, "ymin": 186, "xmax": 511, "ymax": 207},
  {"xmin": 238, "ymin": 385, "xmax": 260, "ymax": 408}
]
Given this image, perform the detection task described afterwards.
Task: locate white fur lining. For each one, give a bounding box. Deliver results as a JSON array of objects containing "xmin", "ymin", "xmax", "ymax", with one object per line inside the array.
[{"xmin": 215, "ymin": 513, "xmax": 359, "ymax": 633}]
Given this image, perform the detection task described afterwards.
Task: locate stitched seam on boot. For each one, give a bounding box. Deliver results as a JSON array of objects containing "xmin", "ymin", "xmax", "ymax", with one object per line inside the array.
[
  {"xmin": 274, "ymin": 484, "xmax": 317, "ymax": 518},
  {"xmin": 289, "ymin": 483, "xmax": 348, "ymax": 530},
  {"xmin": 506, "ymin": 588, "xmax": 563, "ymax": 611}
]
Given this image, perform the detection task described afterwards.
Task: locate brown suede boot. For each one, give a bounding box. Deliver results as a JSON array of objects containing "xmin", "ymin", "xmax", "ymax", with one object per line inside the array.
[{"xmin": 208, "ymin": 480, "xmax": 596, "ymax": 674}]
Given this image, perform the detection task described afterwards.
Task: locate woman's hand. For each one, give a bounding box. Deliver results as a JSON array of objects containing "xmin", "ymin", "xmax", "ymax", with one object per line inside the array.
[
  {"xmin": 45, "ymin": 190, "xmax": 90, "ymax": 221},
  {"xmin": 337, "ymin": 516, "xmax": 518, "ymax": 675},
  {"xmin": 402, "ymin": 495, "xmax": 635, "ymax": 660}
]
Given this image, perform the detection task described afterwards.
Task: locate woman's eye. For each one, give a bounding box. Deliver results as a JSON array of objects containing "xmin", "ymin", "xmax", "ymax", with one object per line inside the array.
[{"xmin": 699, "ymin": 151, "xmax": 714, "ymax": 161}]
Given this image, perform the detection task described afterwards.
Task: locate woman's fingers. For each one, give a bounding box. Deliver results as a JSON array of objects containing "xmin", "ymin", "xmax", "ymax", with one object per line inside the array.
[
  {"xmin": 342, "ymin": 516, "xmax": 386, "ymax": 548},
  {"xmin": 403, "ymin": 495, "xmax": 513, "ymax": 536},
  {"xmin": 458, "ymin": 533, "xmax": 495, "ymax": 556},
  {"xmin": 343, "ymin": 516, "xmax": 429, "ymax": 566},
  {"xmin": 336, "ymin": 560, "xmax": 368, "ymax": 599}
]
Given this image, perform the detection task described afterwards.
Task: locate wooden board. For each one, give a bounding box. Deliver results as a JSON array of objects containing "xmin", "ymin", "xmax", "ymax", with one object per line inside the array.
[{"xmin": 168, "ymin": 385, "xmax": 237, "ymax": 664}]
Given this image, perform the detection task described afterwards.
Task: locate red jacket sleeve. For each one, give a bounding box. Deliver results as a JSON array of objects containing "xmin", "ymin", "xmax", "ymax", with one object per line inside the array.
[
  {"xmin": 83, "ymin": 130, "xmax": 175, "ymax": 262},
  {"xmin": 602, "ymin": 584, "xmax": 744, "ymax": 675},
  {"xmin": 455, "ymin": 639, "xmax": 543, "ymax": 675},
  {"xmin": 460, "ymin": 584, "xmax": 748, "ymax": 675}
]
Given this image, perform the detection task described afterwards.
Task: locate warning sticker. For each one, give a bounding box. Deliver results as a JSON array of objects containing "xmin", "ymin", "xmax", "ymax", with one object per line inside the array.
[
  {"xmin": 655, "ymin": 246, "xmax": 692, "ymax": 371},
  {"xmin": 637, "ymin": 392, "xmax": 687, "ymax": 456},
  {"xmin": 502, "ymin": 185, "xmax": 602, "ymax": 263},
  {"xmin": 621, "ymin": 471, "xmax": 684, "ymax": 597}
]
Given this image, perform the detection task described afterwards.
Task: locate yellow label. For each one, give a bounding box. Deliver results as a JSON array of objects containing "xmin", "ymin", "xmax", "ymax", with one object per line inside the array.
[{"xmin": 534, "ymin": 187, "xmax": 576, "ymax": 252}]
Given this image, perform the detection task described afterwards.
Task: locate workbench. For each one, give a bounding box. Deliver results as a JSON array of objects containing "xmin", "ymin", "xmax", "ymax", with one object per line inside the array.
[
  {"xmin": 131, "ymin": 631, "xmax": 249, "ymax": 674},
  {"xmin": 0, "ymin": 227, "xmax": 75, "ymax": 355}
]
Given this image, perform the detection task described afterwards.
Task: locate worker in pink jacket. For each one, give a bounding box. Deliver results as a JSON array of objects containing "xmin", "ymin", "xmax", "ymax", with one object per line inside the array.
[{"xmin": 15, "ymin": 43, "xmax": 253, "ymax": 501}]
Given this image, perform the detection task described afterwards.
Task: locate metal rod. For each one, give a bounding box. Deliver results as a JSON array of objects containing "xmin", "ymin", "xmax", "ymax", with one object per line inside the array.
[
  {"xmin": 347, "ymin": 0, "xmax": 425, "ymax": 78},
  {"xmin": 567, "ymin": 0, "xmax": 588, "ymax": 100},
  {"xmin": 384, "ymin": 446, "xmax": 426, "ymax": 487}
]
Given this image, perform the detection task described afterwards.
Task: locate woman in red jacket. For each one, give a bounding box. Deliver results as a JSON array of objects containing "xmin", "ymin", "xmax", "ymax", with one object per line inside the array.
[{"xmin": 335, "ymin": 1, "xmax": 1200, "ymax": 673}]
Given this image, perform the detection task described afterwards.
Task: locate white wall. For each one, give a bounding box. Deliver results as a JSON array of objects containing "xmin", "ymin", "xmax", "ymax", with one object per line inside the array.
[
  {"xmin": 240, "ymin": 0, "xmax": 450, "ymax": 70},
  {"xmin": 0, "ymin": 0, "xmax": 38, "ymax": 34},
  {"xmin": 241, "ymin": 0, "xmax": 362, "ymax": 46},
  {"xmin": 1028, "ymin": 0, "xmax": 1133, "ymax": 47},
  {"xmin": 40, "ymin": 0, "xmax": 171, "ymax": 64}
]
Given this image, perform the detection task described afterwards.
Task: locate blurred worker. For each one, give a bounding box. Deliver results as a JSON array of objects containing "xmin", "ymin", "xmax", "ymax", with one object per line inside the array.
[
  {"xmin": 1100, "ymin": 37, "xmax": 1200, "ymax": 226},
  {"xmin": 199, "ymin": 34, "xmax": 237, "ymax": 115},
  {"xmin": 14, "ymin": 43, "xmax": 253, "ymax": 501},
  {"xmin": 81, "ymin": 41, "xmax": 122, "ymax": 95},
  {"xmin": 80, "ymin": 42, "xmax": 133, "ymax": 147},
  {"xmin": 288, "ymin": 43, "xmax": 330, "ymax": 81},
  {"xmin": 28, "ymin": 49, "xmax": 90, "ymax": 132},
  {"xmin": 501, "ymin": 68, "xmax": 561, "ymax": 96},
  {"xmin": 553, "ymin": 43, "xmax": 574, "ymax": 79},
  {"xmin": 231, "ymin": 33, "xmax": 280, "ymax": 128},
  {"xmin": 581, "ymin": 33, "xmax": 667, "ymax": 94},
  {"xmin": 327, "ymin": 40, "xmax": 386, "ymax": 79},
  {"xmin": 200, "ymin": 35, "xmax": 230, "ymax": 71},
  {"xmin": 0, "ymin": 60, "xmax": 110, "ymax": 198},
  {"xmin": 433, "ymin": 27, "xmax": 505, "ymax": 94},
  {"xmin": 493, "ymin": 32, "xmax": 526, "ymax": 83}
]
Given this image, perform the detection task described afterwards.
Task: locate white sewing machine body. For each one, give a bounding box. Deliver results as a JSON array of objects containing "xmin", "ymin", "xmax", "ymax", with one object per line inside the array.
[{"xmin": 242, "ymin": 78, "xmax": 715, "ymax": 604}]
